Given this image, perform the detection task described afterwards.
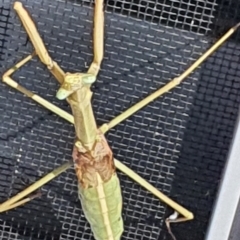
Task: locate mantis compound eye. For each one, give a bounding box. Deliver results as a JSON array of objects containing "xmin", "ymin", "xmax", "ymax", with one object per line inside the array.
[
  {"xmin": 56, "ymin": 88, "xmax": 72, "ymax": 100},
  {"xmin": 82, "ymin": 74, "xmax": 96, "ymax": 85}
]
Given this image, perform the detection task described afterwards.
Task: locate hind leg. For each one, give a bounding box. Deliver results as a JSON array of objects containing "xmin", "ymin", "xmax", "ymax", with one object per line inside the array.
[{"xmin": 0, "ymin": 161, "xmax": 72, "ymax": 212}]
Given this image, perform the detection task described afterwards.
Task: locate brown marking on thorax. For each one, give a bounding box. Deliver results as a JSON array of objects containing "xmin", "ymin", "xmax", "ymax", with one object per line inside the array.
[{"xmin": 72, "ymin": 132, "xmax": 115, "ymax": 189}]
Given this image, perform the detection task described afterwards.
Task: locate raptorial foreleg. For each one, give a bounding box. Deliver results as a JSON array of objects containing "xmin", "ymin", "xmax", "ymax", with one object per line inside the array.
[
  {"xmin": 87, "ymin": 0, "xmax": 104, "ymax": 77},
  {"xmin": 13, "ymin": 1, "xmax": 66, "ymax": 84}
]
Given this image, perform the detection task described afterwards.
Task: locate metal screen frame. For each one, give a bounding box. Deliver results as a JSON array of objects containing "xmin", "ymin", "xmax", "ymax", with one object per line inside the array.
[{"xmin": 206, "ymin": 106, "xmax": 240, "ymax": 240}]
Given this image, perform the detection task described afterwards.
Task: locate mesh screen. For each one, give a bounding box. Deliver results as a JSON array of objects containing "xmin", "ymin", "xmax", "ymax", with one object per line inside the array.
[
  {"xmin": 77, "ymin": 0, "xmax": 216, "ymax": 33},
  {"xmin": 0, "ymin": 0, "xmax": 239, "ymax": 240}
]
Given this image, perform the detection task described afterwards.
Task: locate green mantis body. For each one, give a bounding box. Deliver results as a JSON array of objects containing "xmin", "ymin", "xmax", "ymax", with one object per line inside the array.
[{"xmin": 79, "ymin": 174, "xmax": 123, "ymax": 240}]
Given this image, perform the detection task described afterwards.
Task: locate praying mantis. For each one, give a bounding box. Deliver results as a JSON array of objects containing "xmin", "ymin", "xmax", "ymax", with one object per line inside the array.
[{"xmin": 0, "ymin": 1, "xmax": 239, "ymax": 240}]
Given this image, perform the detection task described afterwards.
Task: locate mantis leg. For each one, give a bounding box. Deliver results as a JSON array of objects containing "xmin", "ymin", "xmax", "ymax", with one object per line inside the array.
[
  {"xmin": 0, "ymin": 162, "xmax": 72, "ymax": 212},
  {"xmin": 114, "ymin": 160, "xmax": 193, "ymax": 222},
  {"xmin": 165, "ymin": 214, "xmax": 194, "ymax": 240},
  {"xmin": 14, "ymin": 0, "xmax": 105, "ymax": 80},
  {"xmin": 2, "ymin": 57, "xmax": 73, "ymax": 124},
  {"xmin": 0, "ymin": 192, "xmax": 42, "ymax": 213},
  {"xmin": 87, "ymin": 0, "xmax": 104, "ymax": 77},
  {"xmin": 99, "ymin": 22, "xmax": 240, "ymax": 134},
  {"xmin": 13, "ymin": 1, "xmax": 65, "ymax": 84}
]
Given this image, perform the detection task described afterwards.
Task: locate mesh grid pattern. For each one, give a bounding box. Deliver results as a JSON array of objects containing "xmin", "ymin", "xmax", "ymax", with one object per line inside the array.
[
  {"xmin": 0, "ymin": 0, "xmax": 238, "ymax": 240},
  {"xmin": 72, "ymin": 0, "xmax": 217, "ymax": 33}
]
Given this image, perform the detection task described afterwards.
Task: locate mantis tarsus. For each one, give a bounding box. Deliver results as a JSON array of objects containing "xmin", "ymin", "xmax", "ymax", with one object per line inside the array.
[{"xmin": 0, "ymin": 1, "xmax": 239, "ymax": 239}]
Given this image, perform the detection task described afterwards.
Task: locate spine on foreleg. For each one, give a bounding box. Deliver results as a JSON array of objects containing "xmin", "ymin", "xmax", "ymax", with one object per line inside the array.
[{"xmin": 78, "ymin": 173, "xmax": 124, "ymax": 240}]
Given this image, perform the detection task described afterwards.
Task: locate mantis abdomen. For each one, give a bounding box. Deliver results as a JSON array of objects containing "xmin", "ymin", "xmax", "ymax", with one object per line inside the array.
[{"xmin": 78, "ymin": 173, "xmax": 124, "ymax": 240}]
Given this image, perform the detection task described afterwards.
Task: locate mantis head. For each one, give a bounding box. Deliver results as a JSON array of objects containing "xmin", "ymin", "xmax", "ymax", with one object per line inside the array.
[{"xmin": 56, "ymin": 73, "xmax": 96, "ymax": 100}]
